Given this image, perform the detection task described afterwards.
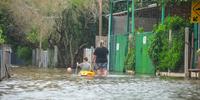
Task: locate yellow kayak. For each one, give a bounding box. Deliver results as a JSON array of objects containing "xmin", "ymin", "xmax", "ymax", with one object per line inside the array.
[{"xmin": 79, "ymin": 70, "xmax": 95, "ymax": 77}]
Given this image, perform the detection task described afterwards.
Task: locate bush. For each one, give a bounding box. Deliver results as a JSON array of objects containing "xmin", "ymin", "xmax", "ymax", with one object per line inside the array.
[
  {"xmin": 124, "ymin": 34, "xmax": 135, "ymax": 71},
  {"xmin": 124, "ymin": 47, "xmax": 135, "ymax": 70},
  {"xmin": 0, "ymin": 27, "xmax": 6, "ymax": 44},
  {"xmin": 148, "ymin": 16, "xmax": 189, "ymax": 70},
  {"xmin": 16, "ymin": 46, "xmax": 32, "ymax": 64}
]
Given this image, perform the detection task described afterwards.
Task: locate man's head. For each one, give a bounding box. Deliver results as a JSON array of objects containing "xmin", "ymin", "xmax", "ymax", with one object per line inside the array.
[{"xmin": 100, "ymin": 40, "xmax": 104, "ymax": 47}]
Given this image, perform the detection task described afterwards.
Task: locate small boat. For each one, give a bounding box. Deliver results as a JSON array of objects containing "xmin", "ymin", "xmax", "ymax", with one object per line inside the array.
[{"xmin": 79, "ymin": 70, "xmax": 95, "ymax": 77}]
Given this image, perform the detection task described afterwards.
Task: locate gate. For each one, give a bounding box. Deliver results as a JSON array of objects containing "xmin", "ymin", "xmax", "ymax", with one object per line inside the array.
[
  {"xmin": 110, "ymin": 34, "xmax": 128, "ymax": 72},
  {"xmin": 135, "ymin": 32, "xmax": 155, "ymax": 75},
  {"xmin": 0, "ymin": 45, "xmax": 11, "ymax": 80}
]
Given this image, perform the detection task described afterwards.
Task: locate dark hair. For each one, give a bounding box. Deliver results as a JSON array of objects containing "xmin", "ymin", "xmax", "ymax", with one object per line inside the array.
[{"xmin": 83, "ymin": 57, "xmax": 88, "ymax": 61}]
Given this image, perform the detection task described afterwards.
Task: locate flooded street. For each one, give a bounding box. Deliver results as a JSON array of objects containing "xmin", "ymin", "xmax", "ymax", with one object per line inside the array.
[{"xmin": 0, "ymin": 67, "xmax": 200, "ymax": 100}]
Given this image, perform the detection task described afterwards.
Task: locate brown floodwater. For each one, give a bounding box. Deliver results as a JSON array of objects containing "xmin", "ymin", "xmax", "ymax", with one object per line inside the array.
[{"xmin": 0, "ymin": 67, "xmax": 200, "ymax": 100}]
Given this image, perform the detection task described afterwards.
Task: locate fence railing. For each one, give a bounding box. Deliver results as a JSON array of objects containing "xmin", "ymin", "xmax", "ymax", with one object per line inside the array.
[
  {"xmin": 32, "ymin": 46, "xmax": 58, "ymax": 68},
  {"xmin": 0, "ymin": 45, "xmax": 11, "ymax": 81}
]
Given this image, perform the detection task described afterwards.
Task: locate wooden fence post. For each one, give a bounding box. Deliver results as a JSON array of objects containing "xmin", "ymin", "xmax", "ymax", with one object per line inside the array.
[
  {"xmin": 185, "ymin": 27, "xmax": 189, "ymax": 78},
  {"xmin": 32, "ymin": 49, "xmax": 36, "ymax": 65},
  {"xmin": 53, "ymin": 46, "xmax": 58, "ymax": 67}
]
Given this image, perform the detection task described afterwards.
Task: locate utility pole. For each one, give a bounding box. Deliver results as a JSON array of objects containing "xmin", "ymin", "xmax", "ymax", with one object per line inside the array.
[
  {"xmin": 185, "ymin": 27, "xmax": 189, "ymax": 78},
  {"xmin": 132, "ymin": 0, "xmax": 135, "ymax": 34},
  {"xmin": 127, "ymin": 0, "xmax": 130, "ymax": 33},
  {"xmin": 161, "ymin": 0, "xmax": 165, "ymax": 24},
  {"xmin": 108, "ymin": 0, "xmax": 113, "ymax": 71},
  {"xmin": 98, "ymin": 0, "xmax": 102, "ymax": 40},
  {"xmin": 39, "ymin": 29, "xmax": 42, "ymax": 68}
]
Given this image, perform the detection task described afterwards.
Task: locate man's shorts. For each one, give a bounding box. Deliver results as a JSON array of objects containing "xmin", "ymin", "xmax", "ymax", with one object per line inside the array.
[{"xmin": 95, "ymin": 63, "xmax": 107, "ymax": 70}]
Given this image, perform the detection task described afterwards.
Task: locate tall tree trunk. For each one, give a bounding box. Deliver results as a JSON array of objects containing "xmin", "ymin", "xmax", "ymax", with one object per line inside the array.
[{"xmin": 69, "ymin": 37, "xmax": 72, "ymax": 67}]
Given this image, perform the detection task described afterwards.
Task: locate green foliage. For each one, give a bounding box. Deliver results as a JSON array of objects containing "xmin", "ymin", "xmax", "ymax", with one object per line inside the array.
[
  {"xmin": 136, "ymin": 27, "xmax": 144, "ymax": 33},
  {"xmin": 42, "ymin": 38, "xmax": 48, "ymax": 50},
  {"xmin": 0, "ymin": 27, "xmax": 5, "ymax": 44},
  {"xmin": 124, "ymin": 47, "xmax": 135, "ymax": 70},
  {"xmin": 148, "ymin": 16, "xmax": 188, "ymax": 70},
  {"xmin": 16, "ymin": 46, "xmax": 32, "ymax": 64},
  {"xmin": 113, "ymin": 1, "xmax": 127, "ymax": 13},
  {"xmin": 124, "ymin": 34, "xmax": 135, "ymax": 71},
  {"xmin": 134, "ymin": 0, "xmax": 191, "ymax": 8},
  {"xmin": 0, "ymin": 4, "xmax": 10, "ymax": 44},
  {"xmin": 54, "ymin": 0, "xmax": 97, "ymax": 66},
  {"xmin": 26, "ymin": 27, "xmax": 50, "ymax": 49},
  {"xmin": 26, "ymin": 27, "xmax": 39, "ymax": 44},
  {"xmin": 164, "ymin": 16, "xmax": 185, "ymax": 30}
]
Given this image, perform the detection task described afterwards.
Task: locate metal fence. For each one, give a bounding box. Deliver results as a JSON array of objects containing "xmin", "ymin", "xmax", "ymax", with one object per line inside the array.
[
  {"xmin": 109, "ymin": 0, "xmax": 191, "ymax": 74},
  {"xmin": 83, "ymin": 47, "xmax": 95, "ymax": 64},
  {"xmin": 32, "ymin": 46, "xmax": 58, "ymax": 68},
  {"xmin": 0, "ymin": 45, "xmax": 11, "ymax": 80},
  {"xmin": 110, "ymin": 34, "xmax": 128, "ymax": 72}
]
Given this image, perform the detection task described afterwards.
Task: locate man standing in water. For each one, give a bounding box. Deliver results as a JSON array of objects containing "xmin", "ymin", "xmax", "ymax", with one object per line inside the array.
[{"xmin": 93, "ymin": 40, "xmax": 109, "ymax": 77}]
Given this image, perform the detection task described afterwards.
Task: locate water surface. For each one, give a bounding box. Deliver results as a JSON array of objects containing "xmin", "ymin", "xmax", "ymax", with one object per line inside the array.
[{"xmin": 0, "ymin": 67, "xmax": 200, "ymax": 100}]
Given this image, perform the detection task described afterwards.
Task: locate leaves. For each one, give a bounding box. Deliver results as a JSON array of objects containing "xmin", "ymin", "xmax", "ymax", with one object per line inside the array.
[
  {"xmin": 26, "ymin": 27, "xmax": 39, "ymax": 44},
  {"xmin": 124, "ymin": 34, "xmax": 136, "ymax": 71},
  {"xmin": 16, "ymin": 46, "xmax": 32, "ymax": 64},
  {"xmin": 124, "ymin": 47, "xmax": 135, "ymax": 70},
  {"xmin": 0, "ymin": 27, "xmax": 5, "ymax": 44},
  {"xmin": 148, "ymin": 16, "xmax": 188, "ymax": 70}
]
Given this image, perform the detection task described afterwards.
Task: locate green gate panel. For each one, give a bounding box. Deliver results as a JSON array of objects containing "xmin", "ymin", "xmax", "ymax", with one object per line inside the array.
[
  {"xmin": 136, "ymin": 32, "xmax": 155, "ymax": 75},
  {"xmin": 109, "ymin": 34, "xmax": 128, "ymax": 72},
  {"xmin": 136, "ymin": 34, "xmax": 142, "ymax": 73},
  {"xmin": 114, "ymin": 34, "xmax": 128, "ymax": 72}
]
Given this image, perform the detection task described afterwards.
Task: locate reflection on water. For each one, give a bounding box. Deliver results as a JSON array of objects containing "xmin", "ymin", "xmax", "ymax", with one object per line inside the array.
[{"xmin": 0, "ymin": 67, "xmax": 200, "ymax": 100}]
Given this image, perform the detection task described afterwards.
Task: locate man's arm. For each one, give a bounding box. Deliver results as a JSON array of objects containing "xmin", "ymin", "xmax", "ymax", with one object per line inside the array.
[
  {"xmin": 92, "ymin": 55, "xmax": 96, "ymax": 63},
  {"xmin": 93, "ymin": 49, "xmax": 97, "ymax": 63},
  {"xmin": 77, "ymin": 62, "xmax": 82, "ymax": 68}
]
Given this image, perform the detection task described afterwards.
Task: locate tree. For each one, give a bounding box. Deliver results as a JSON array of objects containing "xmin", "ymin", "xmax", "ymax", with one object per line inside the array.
[
  {"xmin": 0, "ymin": 1, "xmax": 11, "ymax": 45},
  {"xmin": 0, "ymin": 0, "xmax": 108, "ymax": 67},
  {"xmin": 53, "ymin": 0, "xmax": 98, "ymax": 67}
]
